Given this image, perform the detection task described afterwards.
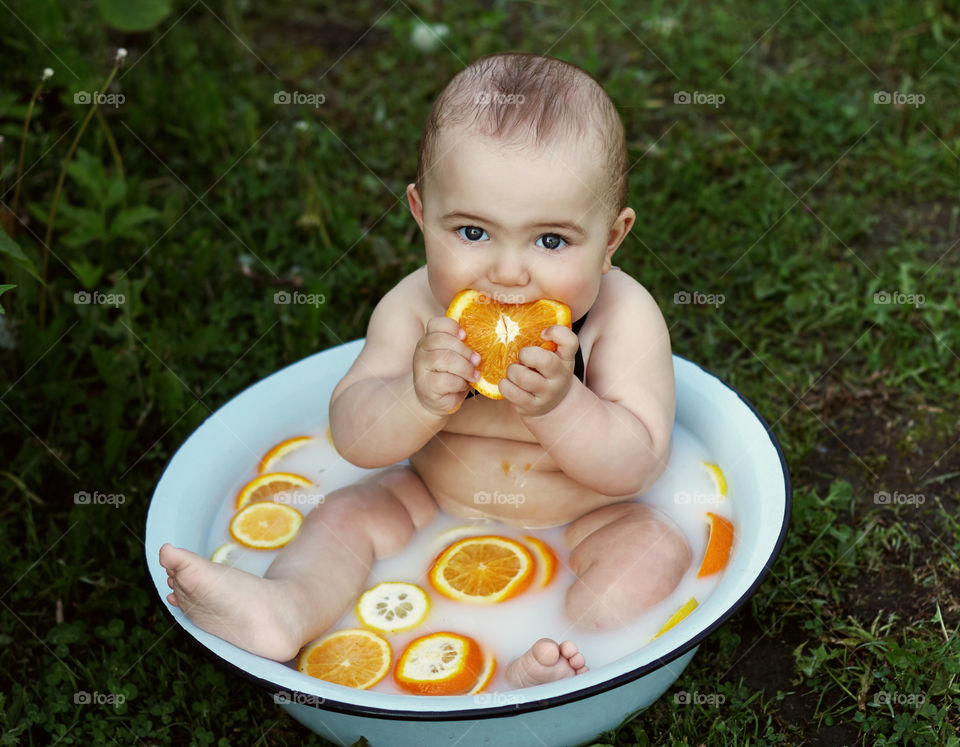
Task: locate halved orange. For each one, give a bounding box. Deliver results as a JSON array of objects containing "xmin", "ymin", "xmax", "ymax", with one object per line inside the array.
[
  {"xmin": 522, "ymin": 535, "xmax": 558, "ymax": 588},
  {"xmin": 298, "ymin": 628, "xmax": 392, "ymax": 690},
  {"xmin": 393, "ymin": 632, "xmax": 484, "ymax": 695},
  {"xmin": 652, "ymin": 596, "xmax": 698, "ymax": 639},
  {"xmin": 229, "ymin": 501, "xmax": 303, "ymax": 549},
  {"xmin": 428, "ymin": 535, "xmax": 535, "ymax": 604},
  {"xmin": 446, "ymin": 289, "xmax": 572, "ymax": 399},
  {"xmin": 697, "ymin": 511, "xmax": 735, "ymax": 578},
  {"xmin": 258, "ymin": 436, "xmax": 315, "ymax": 474},
  {"xmin": 235, "ymin": 472, "xmax": 313, "ymax": 510}
]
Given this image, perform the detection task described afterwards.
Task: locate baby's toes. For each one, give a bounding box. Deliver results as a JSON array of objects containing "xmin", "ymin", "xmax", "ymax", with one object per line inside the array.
[{"xmin": 531, "ymin": 638, "xmax": 562, "ymax": 666}]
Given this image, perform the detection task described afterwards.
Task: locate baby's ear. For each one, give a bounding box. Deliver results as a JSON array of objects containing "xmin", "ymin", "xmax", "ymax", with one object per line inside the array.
[
  {"xmin": 603, "ymin": 207, "xmax": 635, "ymax": 272},
  {"xmin": 406, "ymin": 183, "xmax": 425, "ymax": 231}
]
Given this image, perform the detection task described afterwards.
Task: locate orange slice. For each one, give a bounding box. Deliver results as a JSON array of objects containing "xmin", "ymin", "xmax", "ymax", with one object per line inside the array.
[
  {"xmin": 229, "ymin": 501, "xmax": 303, "ymax": 549},
  {"xmin": 258, "ymin": 436, "xmax": 315, "ymax": 474},
  {"xmin": 652, "ymin": 596, "xmax": 698, "ymax": 639},
  {"xmin": 235, "ymin": 472, "xmax": 313, "ymax": 510},
  {"xmin": 428, "ymin": 535, "xmax": 535, "ymax": 604},
  {"xmin": 298, "ymin": 629, "xmax": 392, "ymax": 690},
  {"xmin": 468, "ymin": 651, "xmax": 497, "ymax": 695},
  {"xmin": 393, "ymin": 632, "xmax": 484, "ymax": 695},
  {"xmin": 697, "ymin": 511, "xmax": 735, "ymax": 578},
  {"xmin": 210, "ymin": 542, "xmax": 245, "ymax": 566},
  {"xmin": 356, "ymin": 582, "xmax": 430, "ymax": 633},
  {"xmin": 703, "ymin": 462, "xmax": 728, "ymax": 499},
  {"xmin": 446, "ymin": 289, "xmax": 571, "ymax": 399},
  {"xmin": 522, "ymin": 535, "xmax": 558, "ymax": 588}
]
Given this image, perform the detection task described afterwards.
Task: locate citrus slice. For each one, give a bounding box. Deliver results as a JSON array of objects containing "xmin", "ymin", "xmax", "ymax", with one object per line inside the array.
[
  {"xmin": 431, "ymin": 521, "xmax": 494, "ymax": 552},
  {"xmin": 428, "ymin": 535, "xmax": 535, "ymax": 604},
  {"xmin": 356, "ymin": 582, "xmax": 430, "ymax": 633},
  {"xmin": 468, "ymin": 651, "xmax": 497, "ymax": 695},
  {"xmin": 235, "ymin": 472, "xmax": 313, "ymax": 510},
  {"xmin": 298, "ymin": 628, "xmax": 392, "ymax": 690},
  {"xmin": 522, "ymin": 535, "xmax": 558, "ymax": 588},
  {"xmin": 446, "ymin": 289, "xmax": 572, "ymax": 399},
  {"xmin": 652, "ymin": 596, "xmax": 698, "ymax": 639},
  {"xmin": 229, "ymin": 501, "xmax": 303, "ymax": 549},
  {"xmin": 393, "ymin": 632, "xmax": 484, "ymax": 695},
  {"xmin": 210, "ymin": 542, "xmax": 245, "ymax": 566},
  {"xmin": 703, "ymin": 462, "xmax": 728, "ymax": 499},
  {"xmin": 258, "ymin": 436, "xmax": 315, "ymax": 474},
  {"xmin": 697, "ymin": 511, "xmax": 735, "ymax": 578}
]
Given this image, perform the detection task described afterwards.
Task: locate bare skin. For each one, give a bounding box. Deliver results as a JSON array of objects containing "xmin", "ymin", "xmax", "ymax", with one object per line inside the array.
[{"xmin": 160, "ymin": 126, "xmax": 690, "ymax": 689}]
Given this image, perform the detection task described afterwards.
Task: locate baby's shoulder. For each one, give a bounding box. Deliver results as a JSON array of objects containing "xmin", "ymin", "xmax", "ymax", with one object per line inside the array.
[
  {"xmin": 590, "ymin": 267, "xmax": 661, "ymax": 323},
  {"xmin": 371, "ymin": 266, "xmax": 440, "ymax": 326}
]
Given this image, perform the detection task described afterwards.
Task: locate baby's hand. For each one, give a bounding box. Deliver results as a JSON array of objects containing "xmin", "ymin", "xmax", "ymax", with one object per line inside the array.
[
  {"xmin": 413, "ymin": 317, "xmax": 481, "ymax": 416},
  {"xmin": 499, "ymin": 324, "xmax": 579, "ymax": 417}
]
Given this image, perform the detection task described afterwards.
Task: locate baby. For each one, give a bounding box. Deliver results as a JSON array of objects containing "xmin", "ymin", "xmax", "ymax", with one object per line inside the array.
[{"xmin": 160, "ymin": 52, "xmax": 691, "ymax": 690}]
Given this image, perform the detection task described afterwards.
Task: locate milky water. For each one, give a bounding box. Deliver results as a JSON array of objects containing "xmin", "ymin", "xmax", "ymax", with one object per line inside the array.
[{"xmin": 205, "ymin": 424, "xmax": 735, "ymax": 694}]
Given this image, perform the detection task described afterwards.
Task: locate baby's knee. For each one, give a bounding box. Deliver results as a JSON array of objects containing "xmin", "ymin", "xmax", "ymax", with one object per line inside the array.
[
  {"xmin": 565, "ymin": 505, "xmax": 692, "ymax": 630},
  {"xmin": 317, "ymin": 482, "xmax": 417, "ymax": 559}
]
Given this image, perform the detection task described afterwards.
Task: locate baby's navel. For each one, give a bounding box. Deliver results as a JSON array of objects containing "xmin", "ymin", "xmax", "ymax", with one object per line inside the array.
[{"xmin": 502, "ymin": 460, "xmax": 510, "ymax": 475}]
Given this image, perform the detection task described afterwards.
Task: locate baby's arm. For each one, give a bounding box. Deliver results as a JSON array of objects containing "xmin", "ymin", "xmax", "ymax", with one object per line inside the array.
[
  {"xmin": 508, "ymin": 275, "xmax": 675, "ymax": 496},
  {"xmin": 329, "ymin": 271, "xmax": 477, "ymax": 468}
]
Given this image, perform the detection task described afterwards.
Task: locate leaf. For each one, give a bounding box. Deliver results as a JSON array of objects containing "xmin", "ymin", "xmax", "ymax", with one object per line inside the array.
[
  {"xmin": 69, "ymin": 258, "xmax": 104, "ymax": 290},
  {"xmin": 97, "ymin": 0, "xmax": 172, "ymax": 31},
  {"xmin": 0, "ymin": 284, "xmax": 14, "ymax": 314},
  {"xmin": 104, "ymin": 178, "xmax": 127, "ymax": 208},
  {"xmin": 67, "ymin": 149, "xmax": 108, "ymax": 199},
  {"xmin": 110, "ymin": 206, "xmax": 162, "ymax": 239},
  {"xmin": 0, "ymin": 230, "xmax": 41, "ymax": 281}
]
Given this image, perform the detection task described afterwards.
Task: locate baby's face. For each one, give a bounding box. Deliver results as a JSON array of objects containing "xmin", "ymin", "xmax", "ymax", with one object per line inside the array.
[{"xmin": 408, "ymin": 126, "xmax": 632, "ymax": 321}]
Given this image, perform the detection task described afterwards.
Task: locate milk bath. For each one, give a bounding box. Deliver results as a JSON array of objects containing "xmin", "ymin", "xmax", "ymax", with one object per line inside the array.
[{"xmin": 205, "ymin": 424, "xmax": 735, "ymax": 694}]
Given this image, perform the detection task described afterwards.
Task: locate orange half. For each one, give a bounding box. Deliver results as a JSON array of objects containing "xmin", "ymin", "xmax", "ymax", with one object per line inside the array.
[
  {"xmin": 428, "ymin": 535, "xmax": 535, "ymax": 604},
  {"xmin": 393, "ymin": 632, "xmax": 484, "ymax": 695},
  {"xmin": 298, "ymin": 629, "xmax": 392, "ymax": 690},
  {"xmin": 235, "ymin": 472, "xmax": 313, "ymax": 510},
  {"xmin": 446, "ymin": 289, "xmax": 571, "ymax": 399},
  {"xmin": 229, "ymin": 501, "xmax": 303, "ymax": 549},
  {"xmin": 522, "ymin": 535, "xmax": 558, "ymax": 588},
  {"xmin": 258, "ymin": 436, "xmax": 315, "ymax": 474},
  {"xmin": 697, "ymin": 511, "xmax": 735, "ymax": 578}
]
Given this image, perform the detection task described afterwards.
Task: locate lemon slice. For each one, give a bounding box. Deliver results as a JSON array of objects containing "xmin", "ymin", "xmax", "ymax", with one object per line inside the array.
[
  {"xmin": 652, "ymin": 596, "xmax": 698, "ymax": 640},
  {"xmin": 356, "ymin": 582, "xmax": 430, "ymax": 633},
  {"xmin": 703, "ymin": 462, "xmax": 727, "ymax": 499},
  {"xmin": 430, "ymin": 521, "xmax": 494, "ymax": 551},
  {"xmin": 210, "ymin": 542, "xmax": 244, "ymax": 565}
]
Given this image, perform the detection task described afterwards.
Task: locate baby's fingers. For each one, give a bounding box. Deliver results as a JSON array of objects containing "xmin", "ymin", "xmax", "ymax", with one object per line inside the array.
[
  {"xmin": 426, "ymin": 315, "xmax": 467, "ymax": 341},
  {"xmin": 540, "ymin": 324, "xmax": 579, "ymax": 363}
]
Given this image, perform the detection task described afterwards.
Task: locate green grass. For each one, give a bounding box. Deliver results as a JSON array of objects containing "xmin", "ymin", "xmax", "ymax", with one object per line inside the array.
[{"xmin": 2, "ymin": 0, "xmax": 959, "ymax": 744}]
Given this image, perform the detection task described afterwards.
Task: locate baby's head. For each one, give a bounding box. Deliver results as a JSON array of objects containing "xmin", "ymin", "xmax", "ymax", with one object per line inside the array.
[{"xmin": 407, "ymin": 53, "xmax": 635, "ymax": 319}]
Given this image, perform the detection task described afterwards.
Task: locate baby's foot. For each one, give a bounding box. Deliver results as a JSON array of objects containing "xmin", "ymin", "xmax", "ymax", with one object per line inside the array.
[
  {"xmin": 504, "ymin": 638, "xmax": 588, "ymax": 688},
  {"xmin": 158, "ymin": 543, "xmax": 305, "ymax": 662}
]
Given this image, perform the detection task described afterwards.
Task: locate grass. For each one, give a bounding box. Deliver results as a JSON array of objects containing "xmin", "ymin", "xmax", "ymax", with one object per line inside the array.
[{"xmin": 1, "ymin": 0, "xmax": 959, "ymax": 744}]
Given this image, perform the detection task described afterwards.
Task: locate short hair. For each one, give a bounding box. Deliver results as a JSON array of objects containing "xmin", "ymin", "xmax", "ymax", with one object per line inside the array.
[{"xmin": 415, "ymin": 53, "xmax": 628, "ymax": 218}]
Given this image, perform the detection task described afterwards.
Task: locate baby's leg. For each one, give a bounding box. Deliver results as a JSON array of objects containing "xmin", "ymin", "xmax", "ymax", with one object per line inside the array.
[
  {"xmin": 504, "ymin": 502, "xmax": 690, "ymax": 688},
  {"xmin": 158, "ymin": 466, "xmax": 437, "ymax": 662}
]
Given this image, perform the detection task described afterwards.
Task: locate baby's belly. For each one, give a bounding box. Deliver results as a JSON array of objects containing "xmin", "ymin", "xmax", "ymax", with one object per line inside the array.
[{"xmin": 409, "ymin": 432, "xmax": 632, "ymax": 528}]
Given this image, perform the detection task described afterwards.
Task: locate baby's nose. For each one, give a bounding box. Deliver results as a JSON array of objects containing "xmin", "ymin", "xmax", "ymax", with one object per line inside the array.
[{"xmin": 487, "ymin": 249, "xmax": 529, "ymax": 287}]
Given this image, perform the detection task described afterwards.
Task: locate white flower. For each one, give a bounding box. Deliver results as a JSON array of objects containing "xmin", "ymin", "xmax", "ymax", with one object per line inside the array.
[
  {"xmin": 43, "ymin": 68, "xmax": 54, "ymax": 80},
  {"xmin": 294, "ymin": 120, "xmax": 310, "ymax": 132},
  {"xmin": 116, "ymin": 48, "xmax": 128, "ymax": 62},
  {"xmin": 410, "ymin": 22, "xmax": 449, "ymax": 53}
]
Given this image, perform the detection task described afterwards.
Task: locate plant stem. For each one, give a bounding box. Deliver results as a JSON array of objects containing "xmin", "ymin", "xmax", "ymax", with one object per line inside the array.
[
  {"xmin": 39, "ymin": 63, "xmax": 120, "ymax": 328},
  {"xmin": 95, "ymin": 107, "xmax": 124, "ymax": 182},
  {"xmin": 11, "ymin": 80, "xmax": 45, "ymax": 219}
]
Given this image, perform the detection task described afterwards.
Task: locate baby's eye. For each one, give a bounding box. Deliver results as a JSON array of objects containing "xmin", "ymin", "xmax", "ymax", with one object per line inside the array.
[
  {"xmin": 536, "ymin": 233, "xmax": 567, "ymax": 250},
  {"xmin": 457, "ymin": 226, "xmax": 489, "ymax": 242}
]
